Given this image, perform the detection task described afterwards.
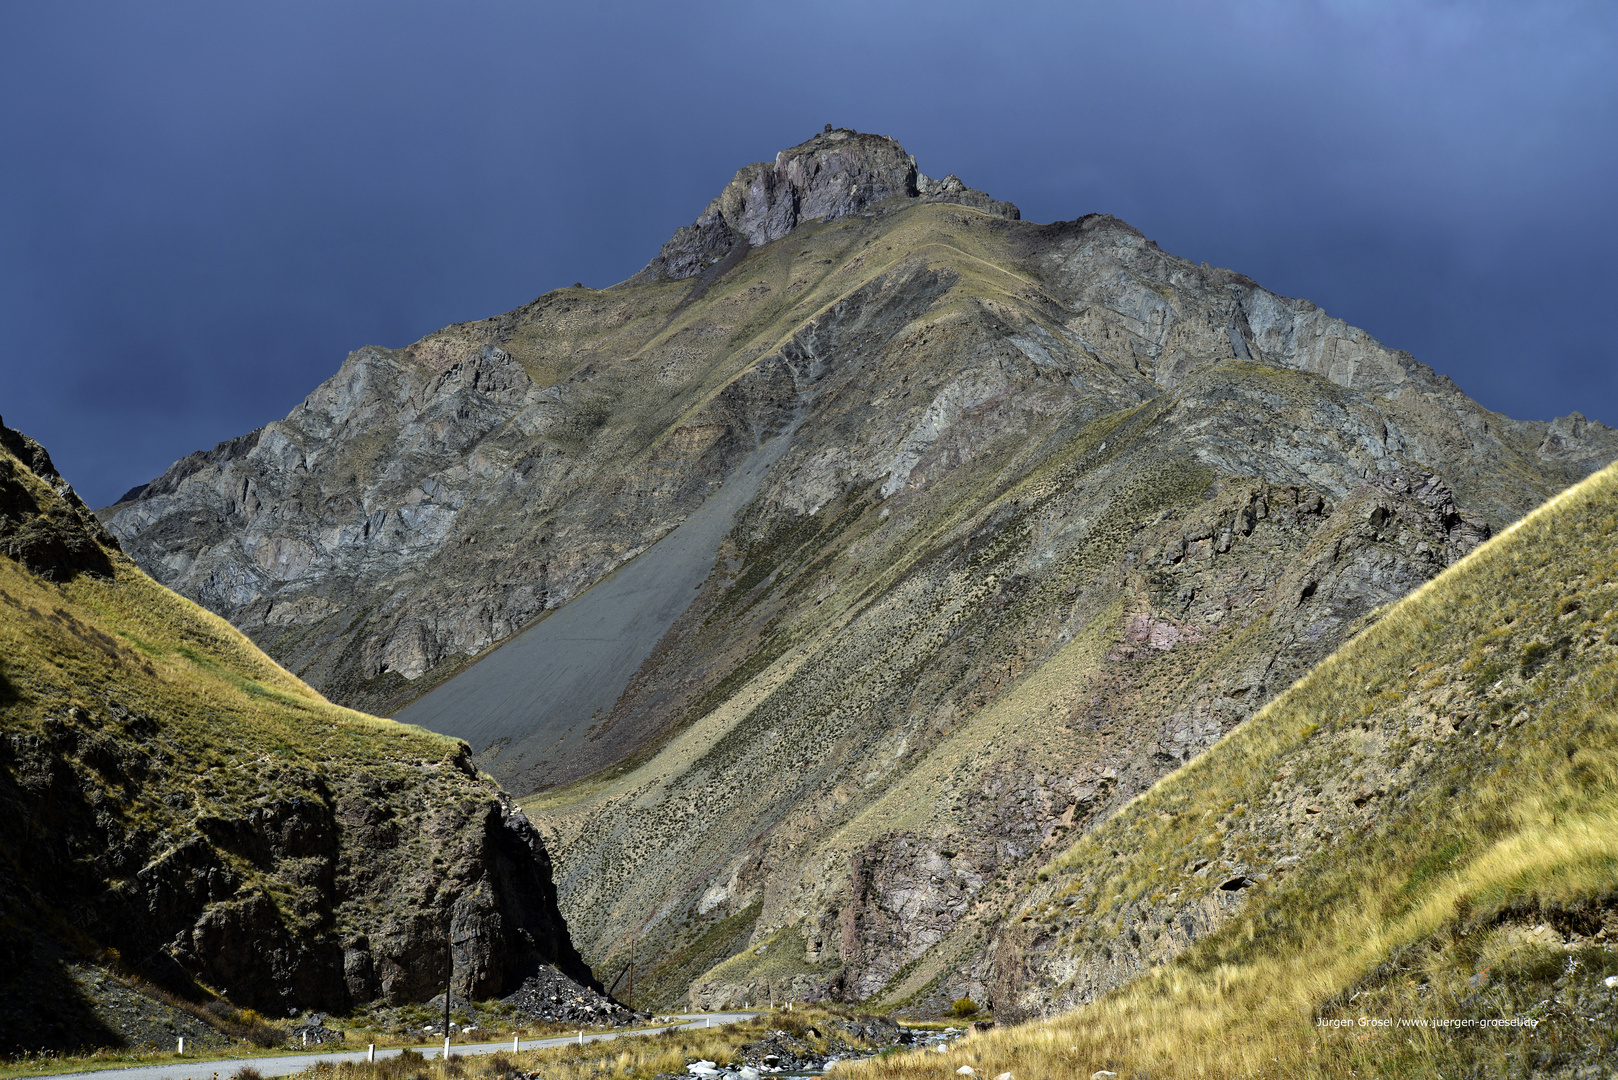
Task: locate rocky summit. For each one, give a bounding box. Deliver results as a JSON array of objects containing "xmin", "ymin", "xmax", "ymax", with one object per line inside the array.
[
  {"xmin": 0, "ymin": 417, "xmax": 600, "ymax": 1055},
  {"xmin": 101, "ymin": 129, "xmax": 1618, "ymax": 1015},
  {"xmin": 635, "ymin": 128, "xmax": 1018, "ymax": 282}
]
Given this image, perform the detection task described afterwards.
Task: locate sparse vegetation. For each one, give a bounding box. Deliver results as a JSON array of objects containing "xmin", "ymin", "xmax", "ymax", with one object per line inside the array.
[
  {"xmin": 0, "ymin": 431, "xmax": 582, "ymax": 1059},
  {"xmin": 255, "ymin": 1008, "xmax": 894, "ymax": 1080},
  {"xmin": 0, "ymin": 999, "xmax": 654, "ymax": 1079},
  {"xmin": 839, "ymin": 460, "xmax": 1618, "ymax": 1077},
  {"xmin": 22, "ymin": 132, "xmax": 1618, "ymax": 1075}
]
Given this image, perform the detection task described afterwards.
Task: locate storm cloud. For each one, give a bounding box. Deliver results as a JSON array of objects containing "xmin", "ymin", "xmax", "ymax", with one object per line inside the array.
[{"xmin": 2, "ymin": 1, "xmax": 1614, "ymax": 506}]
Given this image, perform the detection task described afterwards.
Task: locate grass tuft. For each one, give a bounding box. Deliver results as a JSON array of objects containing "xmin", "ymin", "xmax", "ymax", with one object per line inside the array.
[{"xmin": 840, "ymin": 460, "xmax": 1618, "ymax": 1076}]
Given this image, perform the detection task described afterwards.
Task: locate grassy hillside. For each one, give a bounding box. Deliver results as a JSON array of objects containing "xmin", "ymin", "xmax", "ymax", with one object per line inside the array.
[
  {"xmin": 842, "ymin": 462, "xmax": 1618, "ymax": 1077},
  {"xmin": 0, "ymin": 424, "xmax": 587, "ymax": 1055},
  {"xmin": 105, "ymin": 132, "xmax": 1618, "ymax": 1018},
  {"xmin": 523, "ymin": 351, "xmax": 1508, "ymax": 1013}
]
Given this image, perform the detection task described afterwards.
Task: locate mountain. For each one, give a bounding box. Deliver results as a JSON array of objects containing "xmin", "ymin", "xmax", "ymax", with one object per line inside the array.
[
  {"xmin": 0, "ymin": 418, "xmax": 593, "ymax": 1055},
  {"xmin": 871, "ymin": 457, "xmax": 1618, "ymax": 1079},
  {"xmin": 100, "ymin": 129, "xmax": 1618, "ymax": 1011}
]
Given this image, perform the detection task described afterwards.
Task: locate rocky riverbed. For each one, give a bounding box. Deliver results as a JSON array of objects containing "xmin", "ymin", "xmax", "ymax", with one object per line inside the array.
[{"xmin": 644, "ymin": 1015, "xmax": 948, "ymax": 1079}]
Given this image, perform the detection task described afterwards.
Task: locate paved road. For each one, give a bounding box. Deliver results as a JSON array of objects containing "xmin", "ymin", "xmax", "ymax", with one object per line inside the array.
[{"xmin": 34, "ymin": 1014, "xmax": 761, "ymax": 1080}]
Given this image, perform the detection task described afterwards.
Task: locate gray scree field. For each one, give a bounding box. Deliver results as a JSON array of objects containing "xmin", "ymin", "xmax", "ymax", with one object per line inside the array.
[{"xmin": 396, "ymin": 433, "xmax": 794, "ymax": 788}]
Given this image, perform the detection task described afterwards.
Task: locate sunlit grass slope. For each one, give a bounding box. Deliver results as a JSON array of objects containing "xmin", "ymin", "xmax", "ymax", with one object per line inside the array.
[
  {"xmin": 0, "ymin": 428, "xmax": 509, "ymax": 1051},
  {"xmin": 0, "ymin": 441, "xmax": 460, "ymax": 880},
  {"xmin": 844, "ymin": 460, "xmax": 1618, "ymax": 1077},
  {"xmin": 0, "ymin": 478, "xmax": 445, "ymax": 779}
]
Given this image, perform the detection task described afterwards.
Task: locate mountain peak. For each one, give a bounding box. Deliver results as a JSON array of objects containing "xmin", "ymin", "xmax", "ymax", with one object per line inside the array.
[{"xmin": 637, "ymin": 129, "xmax": 1018, "ymax": 281}]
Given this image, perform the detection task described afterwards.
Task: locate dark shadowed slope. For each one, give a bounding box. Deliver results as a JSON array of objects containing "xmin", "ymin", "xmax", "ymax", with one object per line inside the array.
[{"xmin": 0, "ymin": 417, "xmax": 594, "ymax": 1056}]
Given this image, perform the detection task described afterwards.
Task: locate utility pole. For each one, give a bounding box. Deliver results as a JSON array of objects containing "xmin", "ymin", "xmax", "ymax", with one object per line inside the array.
[{"xmin": 444, "ymin": 916, "xmax": 453, "ymax": 1058}]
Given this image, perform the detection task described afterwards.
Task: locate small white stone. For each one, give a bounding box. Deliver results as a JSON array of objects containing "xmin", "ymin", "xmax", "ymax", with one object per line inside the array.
[
  {"xmin": 1605, "ymin": 975, "xmax": 1618, "ymax": 989},
  {"xmin": 1092, "ymin": 1071, "xmax": 1119, "ymax": 1079},
  {"xmin": 996, "ymin": 1073, "xmax": 1015, "ymax": 1080},
  {"xmin": 956, "ymin": 1068, "xmax": 976, "ymax": 1077}
]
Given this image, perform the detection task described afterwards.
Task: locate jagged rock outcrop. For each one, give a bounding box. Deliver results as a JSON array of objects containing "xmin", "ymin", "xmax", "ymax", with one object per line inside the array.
[
  {"xmin": 98, "ymin": 131, "xmax": 1618, "ymax": 1012},
  {"xmin": 636, "ymin": 128, "xmax": 1018, "ymax": 282},
  {"xmin": 0, "ymin": 420, "xmax": 599, "ymax": 1054},
  {"xmin": 2, "ymin": 702, "xmax": 595, "ymax": 1023},
  {"xmin": 978, "ymin": 455, "xmax": 1618, "ymax": 1052},
  {"xmin": 0, "ymin": 417, "xmax": 119, "ymax": 581},
  {"xmin": 764, "ymin": 467, "xmax": 1494, "ymax": 1007}
]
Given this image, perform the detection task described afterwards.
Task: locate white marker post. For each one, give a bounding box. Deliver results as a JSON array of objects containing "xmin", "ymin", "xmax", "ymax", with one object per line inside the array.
[
  {"xmin": 577, "ymin": 1029, "xmax": 583, "ymax": 1045},
  {"xmin": 513, "ymin": 1034, "xmax": 520, "ymax": 1052},
  {"xmin": 176, "ymin": 1037, "xmax": 184, "ymax": 1055},
  {"xmin": 444, "ymin": 1036, "xmax": 451, "ymax": 1059},
  {"xmin": 368, "ymin": 1044, "xmax": 375, "ymax": 1063}
]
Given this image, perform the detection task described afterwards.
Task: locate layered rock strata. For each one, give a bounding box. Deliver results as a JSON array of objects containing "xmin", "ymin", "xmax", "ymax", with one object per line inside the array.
[{"xmin": 98, "ymin": 131, "xmax": 1618, "ymax": 1012}]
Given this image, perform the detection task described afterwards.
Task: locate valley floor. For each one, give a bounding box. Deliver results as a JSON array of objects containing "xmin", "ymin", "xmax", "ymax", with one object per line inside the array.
[{"xmin": 21, "ymin": 1014, "xmax": 760, "ymax": 1080}]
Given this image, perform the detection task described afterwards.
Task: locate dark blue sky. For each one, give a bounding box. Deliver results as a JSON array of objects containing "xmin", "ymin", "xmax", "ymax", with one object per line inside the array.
[{"xmin": 3, "ymin": 1, "xmax": 1614, "ymax": 508}]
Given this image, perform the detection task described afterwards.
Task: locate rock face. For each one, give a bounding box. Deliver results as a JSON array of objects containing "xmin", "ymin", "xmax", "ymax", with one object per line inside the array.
[
  {"xmin": 980, "ymin": 456, "xmax": 1618, "ymax": 1044},
  {"xmin": 1, "ymin": 418, "xmax": 119, "ymax": 581},
  {"xmin": 1, "ymin": 708, "xmax": 594, "ymax": 1015},
  {"xmin": 0, "ymin": 420, "xmax": 598, "ymax": 1054},
  {"xmin": 99, "ymin": 130, "xmax": 1618, "ymax": 1011},
  {"xmin": 637, "ymin": 128, "xmax": 1018, "ymax": 282}
]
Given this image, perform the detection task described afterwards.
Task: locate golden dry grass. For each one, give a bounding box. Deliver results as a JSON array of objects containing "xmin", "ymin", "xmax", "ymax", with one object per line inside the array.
[
  {"xmin": 0, "ymin": 478, "xmax": 461, "ymax": 806},
  {"xmin": 270, "ymin": 1008, "xmax": 886, "ymax": 1080},
  {"xmin": 839, "ymin": 461, "xmax": 1618, "ymax": 1077},
  {"xmin": 1, "ymin": 437, "xmax": 476, "ymax": 1058}
]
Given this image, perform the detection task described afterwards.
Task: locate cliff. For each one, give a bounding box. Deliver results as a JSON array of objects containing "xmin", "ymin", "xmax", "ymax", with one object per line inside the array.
[{"xmin": 0, "ymin": 418, "xmax": 594, "ymax": 1055}]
